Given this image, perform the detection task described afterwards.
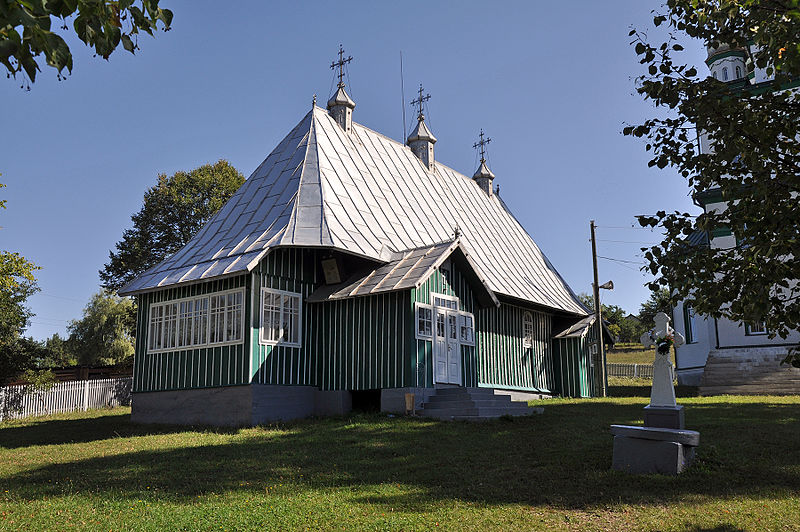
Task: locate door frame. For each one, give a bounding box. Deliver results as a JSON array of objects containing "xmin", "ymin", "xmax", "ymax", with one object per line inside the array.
[{"xmin": 431, "ymin": 293, "xmax": 462, "ymax": 385}]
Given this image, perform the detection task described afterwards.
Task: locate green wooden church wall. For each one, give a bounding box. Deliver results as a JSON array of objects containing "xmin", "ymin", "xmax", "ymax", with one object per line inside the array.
[
  {"xmin": 133, "ymin": 275, "xmax": 250, "ymax": 393},
  {"xmin": 132, "ymin": 248, "xmax": 588, "ymax": 397},
  {"xmin": 476, "ymin": 304, "xmax": 554, "ymax": 394}
]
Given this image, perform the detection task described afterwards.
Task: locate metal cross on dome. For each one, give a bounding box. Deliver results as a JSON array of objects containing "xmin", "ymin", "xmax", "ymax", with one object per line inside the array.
[
  {"xmin": 330, "ymin": 44, "xmax": 353, "ymax": 88},
  {"xmin": 473, "ymin": 129, "xmax": 492, "ymax": 162},
  {"xmin": 410, "ymin": 83, "xmax": 431, "ymax": 119}
]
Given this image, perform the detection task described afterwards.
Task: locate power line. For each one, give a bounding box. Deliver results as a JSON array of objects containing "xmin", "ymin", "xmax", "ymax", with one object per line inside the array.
[
  {"xmin": 597, "ymin": 255, "xmax": 646, "ymax": 265},
  {"xmin": 596, "ymin": 239, "xmax": 661, "ymax": 245}
]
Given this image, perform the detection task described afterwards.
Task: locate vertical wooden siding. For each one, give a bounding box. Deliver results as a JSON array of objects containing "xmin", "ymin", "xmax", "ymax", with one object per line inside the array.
[
  {"xmin": 133, "ymin": 275, "xmax": 249, "ymax": 393},
  {"xmin": 251, "ymin": 248, "xmax": 417, "ymax": 391},
  {"xmin": 412, "ymin": 265, "xmax": 478, "ymax": 388},
  {"xmin": 476, "ymin": 304, "xmax": 555, "ymax": 393},
  {"xmin": 251, "ymin": 248, "xmax": 319, "ymax": 386},
  {"xmin": 552, "ymin": 336, "xmax": 593, "ymax": 398},
  {"xmin": 310, "ymin": 291, "xmax": 414, "ymax": 390}
]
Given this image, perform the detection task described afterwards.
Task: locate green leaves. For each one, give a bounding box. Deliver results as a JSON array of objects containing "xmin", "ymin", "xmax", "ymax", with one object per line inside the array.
[
  {"xmin": 100, "ymin": 160, "xmax": 245, "ymax": 291},
  {"xmin": 1, "ymin": 0, "xmax": 173, "ymax": 83}
]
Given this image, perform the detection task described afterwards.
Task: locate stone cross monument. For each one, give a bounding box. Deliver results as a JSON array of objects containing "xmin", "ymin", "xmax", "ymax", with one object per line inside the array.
[{"xmin": 639, "ymin": 312, "xmax": 686, "ymax": 429}]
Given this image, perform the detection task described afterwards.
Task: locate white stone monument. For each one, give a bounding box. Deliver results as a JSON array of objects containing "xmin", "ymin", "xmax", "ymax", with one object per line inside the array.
[
  {"xmin": 609, "ymin": 312, "xmax": 699, "ymax": 475},
  {"xmin": 639, "ymin": 312, "xmax": 686, "ymax": 429}
]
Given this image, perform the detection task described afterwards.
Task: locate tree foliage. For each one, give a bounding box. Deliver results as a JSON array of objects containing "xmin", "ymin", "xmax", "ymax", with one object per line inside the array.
[
  {"xmin": 100, "ymin": 160, "xmax": 245, "ymax": 291},
  {"xmin": 67, "ymin": 290, "xmax": 135, "ymax": 366},
  {"xmin": 579, "ymin": 292, "xmax": 650, "ymax": 343},
  {"xmin": 1, "ymin": 0, "xmax": 172, "ymax": 85},
  {"xmin": 638, "ymin": 287, "xmax": 673, "ymax": 331},
  {"xmin": 625, "ymin": 1, "xmax": 800, "ymax": 345}
]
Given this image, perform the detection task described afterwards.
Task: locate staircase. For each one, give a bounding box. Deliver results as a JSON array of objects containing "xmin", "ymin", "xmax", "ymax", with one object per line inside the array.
[
  {"xmin": 699, "ymin": 346, "xmax": 800, "ymax": 396},
  {"xmin": 418, "ymin": 387, "xmax": 542, "ymax": 421}
]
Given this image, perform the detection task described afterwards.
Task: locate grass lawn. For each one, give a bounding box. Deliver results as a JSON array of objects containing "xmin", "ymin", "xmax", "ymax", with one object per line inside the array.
[{"xmin": 1, "ymin": 385, "xmax": 799, "ymax": 531}]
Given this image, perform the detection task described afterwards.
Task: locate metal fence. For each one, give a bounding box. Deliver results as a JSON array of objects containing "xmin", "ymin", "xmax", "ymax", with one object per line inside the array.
[
  {"xmin": 0, "ymin": 377, "xmax": 132, "ymax": 422},
  {"xmin": 607, "ymin": 363, "xmax": 654, "ymax": 379}
]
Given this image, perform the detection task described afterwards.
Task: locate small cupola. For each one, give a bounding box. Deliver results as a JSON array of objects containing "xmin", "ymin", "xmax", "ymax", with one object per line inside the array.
[
  {"xmin": 407, "ymin": 84, "xmax": 437, "ymax": 171},
  {"xmin": 327, "ymin": 45, "xmax": 355, "ymax": 133},
  {"xmin": 472, "ymin": 129, "xmax": 495, "ymax": 196}
]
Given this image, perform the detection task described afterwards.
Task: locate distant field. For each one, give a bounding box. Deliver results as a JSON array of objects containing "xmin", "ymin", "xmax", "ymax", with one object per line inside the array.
[
  {"xmin": 2, "ymin": 389, "xmax": 799, "ymax": 531},
  {"xmin": 606, "ymin": 342, "xmax": 675, "ymax": 365}
]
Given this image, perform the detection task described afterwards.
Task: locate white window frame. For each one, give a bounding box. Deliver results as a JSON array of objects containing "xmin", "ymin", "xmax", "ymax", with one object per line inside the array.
[
  {"xmin": 423, "ymin": 294, "xmax": 475, "ymax": 346},
  {"xmin": 260, "ymin": 287, "xmax": 302, "ymax": 348},
  {"xmin": 415, "ymin": 302, "xmax": 434, "ymax": 340},
  {"xmin": 745, "ymin": 321, "xmax": 768, "ymax": 336},
  {"xmin": 431, "ymin": 292, "xmax": 459, "ymax": 310},
  {"xmin": 146, "ymin": 288, "xmax": 244, "ymax": 354},
  {"xmin": 523, "ymin": 311, "xmax": 534, "ymax": 348},
  {"xmin": 459, "ymin": 312, "xmax": 475, "ymax": 346}
]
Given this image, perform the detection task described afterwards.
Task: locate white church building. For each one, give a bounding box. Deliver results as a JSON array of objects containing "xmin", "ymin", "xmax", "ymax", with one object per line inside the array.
[{"xmin": 672, "ymin": 44, "xmax": 800, "ymax": 393}]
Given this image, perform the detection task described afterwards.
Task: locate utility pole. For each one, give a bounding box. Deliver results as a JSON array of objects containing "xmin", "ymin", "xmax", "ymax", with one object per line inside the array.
[{"xmin": 590, "ymin": 220, "xmax": 608, "ymax": 397}]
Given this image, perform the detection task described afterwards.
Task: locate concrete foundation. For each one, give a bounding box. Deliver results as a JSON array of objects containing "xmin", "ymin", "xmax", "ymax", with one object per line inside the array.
[
  {"xmin": 132, "ymin": 385, "xmax": 353, "ymax": 427},
  {"xmin": 380, "ymin": 387, "xmax": 437, "ymax": 413}
]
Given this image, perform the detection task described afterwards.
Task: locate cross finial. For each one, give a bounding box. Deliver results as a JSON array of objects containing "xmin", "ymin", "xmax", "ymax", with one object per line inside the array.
[
  {"xmin": 312, "ymin": 94, "xmax": 317, "ymax": 107},
  {"xmin": 410, "ymin": 83, "xmax": 431, "ymax": 120},
  {"xmin": 473, "ymin": 129, "xmax": 492, "ymax": 163},
  {"xmin": 330, "ymin": 44, "xmax": 353, "ymax": 88}
]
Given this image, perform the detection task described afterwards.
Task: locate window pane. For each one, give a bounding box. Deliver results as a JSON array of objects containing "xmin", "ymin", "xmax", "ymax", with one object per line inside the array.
[
  {"xmin": 194, "ymin": 297, "xmax": 208, "ymax": 345},
  {"xmin": 164, "ymin": 303, "xmax": 178, "ymax": 349},
  {"xmin": 209, "ymin": 295, "xmax": 226, "ymax": 344}
]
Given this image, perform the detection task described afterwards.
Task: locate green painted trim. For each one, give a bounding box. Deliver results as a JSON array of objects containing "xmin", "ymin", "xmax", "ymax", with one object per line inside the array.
[
  {"xmin": 711, "ymin": 227, "xmax": 732, "ymax": 238},
  {"xmin": 705, "ymin": 49, "xmax": 746, "ymax": 66},
  {"xmin": 694, "ymin": 188, "xmax": 724, "ymax": 206}
]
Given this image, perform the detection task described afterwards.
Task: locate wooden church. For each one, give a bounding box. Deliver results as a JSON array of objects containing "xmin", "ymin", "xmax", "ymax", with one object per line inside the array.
[{"xmin": 119, "ymin": 51, "xmax": 598, "ymax": 425}]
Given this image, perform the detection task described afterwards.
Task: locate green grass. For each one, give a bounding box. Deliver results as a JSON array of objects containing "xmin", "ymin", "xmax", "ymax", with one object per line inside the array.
[{"xmin": 1, "ymin": 390, "xmax": 799, "ymax": 531}]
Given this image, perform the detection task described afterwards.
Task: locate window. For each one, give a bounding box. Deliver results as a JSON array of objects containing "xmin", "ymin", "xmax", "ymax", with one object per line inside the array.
[
  {"xmin": 745, "ymin": 321, "xmax": 767, "ymax": 336},
  {"xmin": 433, "ymin": 295, "xmax": 458, "ymax": 310},
  {"xmin": 713, "ymin": 71, "xmax": 718, "ymax": 80},
  {"xmin": 683, "ymin": 304, "xmax": 696, "ymax": 344},
  {"xmin": 523, "ymin": 312, "xmax": 534, "ymax": 348},
  {"xmin": 147, "ymin": 289, "xmax": 244, "ymax": 353},
  {"xmin": 722, "ymin": 67, "xmax": 729, "ymax": 81},
  {"xmin": 415, "ymin": 303, "xmax": 433, "ymax": 339},
  {"xmin": 735, "ymin": 65, "xmax": 741, "ymax": 78},
  {"xmin": 459, "ymin": 313, "xmax": 475, "ymax": 345},
  {"xmin": 260, "ymin": 288, "xmax": 302, "ymax": 347}
]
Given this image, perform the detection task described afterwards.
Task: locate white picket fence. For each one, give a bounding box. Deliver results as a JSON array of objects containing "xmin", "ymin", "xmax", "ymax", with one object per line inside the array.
[
  {"xmin": 607, "ymin": 363, "xmax": 654, "ymax": 379},
  {"xmin": 0, "ymin": 377, "xmax": 132, "ymax": 422}
]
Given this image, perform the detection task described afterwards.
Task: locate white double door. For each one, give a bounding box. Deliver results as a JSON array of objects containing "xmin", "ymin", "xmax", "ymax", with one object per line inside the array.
[{"xmin": 434, "ymin": 307, "xmax": 462, "ymax": 385}]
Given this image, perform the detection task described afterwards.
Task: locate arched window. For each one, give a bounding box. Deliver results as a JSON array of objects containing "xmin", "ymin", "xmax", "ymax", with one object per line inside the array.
[
  {"xmin": 722, "ymin": 67, "xmax": 729, "ymax": 81},
  {"xmin": 735, "ymin": 66, "xmax": 741, "ymax": 78},
  {"xmin": 713, "ymin": 71, "xmax": 718, "ymax": 80},
  {"xmin": 523, "ymin": 312, "xmax": 534, "ymax": 348}
]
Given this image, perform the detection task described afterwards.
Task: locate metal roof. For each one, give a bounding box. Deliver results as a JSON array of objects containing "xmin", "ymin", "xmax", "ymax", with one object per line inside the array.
[
  {"xmin": 306, "ymin": 239, "xmax": 499, "ymax": 307},
  {"xmin": 119, "ymin": 106, "xmax": 588, "ymax": 316},
  {"xmin": 553, "ymin": 315, "xmax": 615, "ymax": 344}
]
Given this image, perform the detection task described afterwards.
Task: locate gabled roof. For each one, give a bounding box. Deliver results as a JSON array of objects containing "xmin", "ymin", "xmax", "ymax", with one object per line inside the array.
[
  {"xmin": 553, "ymin": 315, "xmax": 615, "ymax": 345},
  {"xmin": 119, "ymin": 106, "xmax": 587, "ymax": 316},
  {"xmin": 306, "ymin": 239, "xmax": 499, "ymax": 308}
]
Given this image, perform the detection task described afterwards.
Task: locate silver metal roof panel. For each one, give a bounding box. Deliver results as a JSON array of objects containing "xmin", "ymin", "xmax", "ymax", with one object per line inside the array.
[{"xmin": 119, "ymin": 107, "xmax": 587, "ymax": 315}]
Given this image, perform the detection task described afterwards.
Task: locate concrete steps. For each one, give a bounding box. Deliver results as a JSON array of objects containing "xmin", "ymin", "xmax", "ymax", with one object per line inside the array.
[
  {"xmin": 699, "ymin": 346, "xmax": 800, "ymax": 396},
  {"xmin": 418, "ymin": 387, "xmax": 542, "ymax": 421}
]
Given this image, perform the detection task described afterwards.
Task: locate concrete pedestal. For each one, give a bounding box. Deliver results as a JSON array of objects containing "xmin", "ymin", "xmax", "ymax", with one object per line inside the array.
[
  {"xmin": 644, "ymin": 404, "xmax": 685, "ymax": 429},
  {"xmin": 610, "ymin": 424, "xmax": 699, "ymax": 475}
]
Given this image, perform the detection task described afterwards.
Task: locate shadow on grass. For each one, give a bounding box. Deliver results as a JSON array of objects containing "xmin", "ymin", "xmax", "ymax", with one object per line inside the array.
[
  {"xmin": 608, "ymin": 383, "xmax": 699, "ymax": 398},
  {"xmin": 0, "ymin": 410, "xmax": 238, "ymax": 449},
  {"xmin": 2, "ymin": 399, "xmax": 799, "ymax": 511}
]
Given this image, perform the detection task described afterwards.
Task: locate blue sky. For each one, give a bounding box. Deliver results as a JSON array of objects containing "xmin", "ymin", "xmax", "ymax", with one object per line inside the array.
[{"xmin": 1, "ymin": 1, "xmax": 706, "ymax": 340}]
